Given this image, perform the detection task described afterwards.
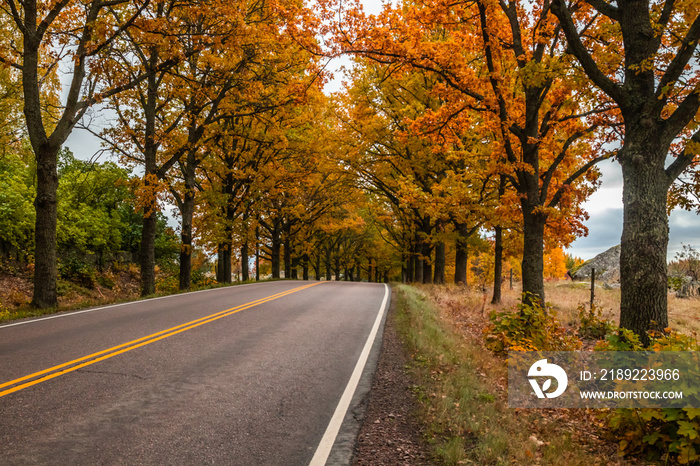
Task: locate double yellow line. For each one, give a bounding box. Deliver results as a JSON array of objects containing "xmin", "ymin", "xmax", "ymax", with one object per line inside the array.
[{"xmin": 0, "ymin": 282, "xmax": 322, "ymax": 398}]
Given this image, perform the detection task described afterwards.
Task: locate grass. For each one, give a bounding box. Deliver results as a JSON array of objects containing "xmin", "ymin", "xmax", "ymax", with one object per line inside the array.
[
  {"xmin": 393, "ymin": 282, "xmax": 643, "ymax": 465},
  {"xmin": 478, "ymin": 280, "xmax": 700, "ymax": 336}
]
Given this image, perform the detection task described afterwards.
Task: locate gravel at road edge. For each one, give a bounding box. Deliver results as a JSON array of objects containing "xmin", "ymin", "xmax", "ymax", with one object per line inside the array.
[{"xmin": 351, "ymin": 291, "xmax": 432, "ymax": 466}]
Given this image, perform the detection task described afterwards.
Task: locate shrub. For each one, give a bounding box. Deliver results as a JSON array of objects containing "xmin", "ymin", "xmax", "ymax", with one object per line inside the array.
[
  {"xmin": 191, "ymin": 270, "xmax": 216, "ymax": 289},
  {"xmin": 96, "ymin": 274, "xmax": 116, "ymax": 289},
  {"xmin": 484, "ymin": 294, "xmax": 582, "ymax": 353},
  {"xmin": 0, "ymin": 305, "xmax": 11, "ymax": 321},
  {"xmin": 155, "ymin": 275, "xmax": 178, "ymax": 294},
  {"xmin": 597, "ymin": 329, "xmax": 700, "ymax": 463},
  {"xmin": 669, "ymin": 274, "xmax": 690, "ymax": 292},
  {"xmin": 58, "ymin": 255, "xmax": 95, "ymax": 288},
  {"xmin": 578, "ymin": 303, "xmax": 615, "ymax": 339}
]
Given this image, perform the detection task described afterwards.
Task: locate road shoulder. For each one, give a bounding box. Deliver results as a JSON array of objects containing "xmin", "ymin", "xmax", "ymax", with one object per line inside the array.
[{"xmin": 350, "ymin": 289, "xmax": 432, "ymax": 465}]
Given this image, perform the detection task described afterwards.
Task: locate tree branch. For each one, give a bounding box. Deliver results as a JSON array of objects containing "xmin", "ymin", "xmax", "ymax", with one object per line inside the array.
[
  {"xmin": 584, "ymin": 0, "xmax": 619, "ymax": 20},
  {"xmin": 550, "ymin": 0, "xmax": 623, "ymax": 103},
  {"xmin": 665, "ymin": 129, "xmax": 700, "ymax": 184},
  {"xmin": 655, "ymin": 14, "xmax": 700, "ymax": 104},
  {"xmin": 548, "ymin": 152, "xmax": 611, "ymax": 208}
]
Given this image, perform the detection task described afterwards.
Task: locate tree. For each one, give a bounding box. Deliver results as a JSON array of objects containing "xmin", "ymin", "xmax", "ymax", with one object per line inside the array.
[
  {"xmin": 338, "ymin": 60, "xmax": 498, "ymax": 284},
  {"xmin": 473, "ymin": 0, "xmax": 609, "ymax": 304},
  {"xmin": 0, "ymin": 142, "xmax": 35, "ymax": 263},
  {"xmin": 56, "ymin": 149, "xmax": 131, "ymax": 265},
  {"xmin": 98, "ymin": 0, "xmax": 257, "ymax": 294},
  {"xmin": 552, "ymin": 0, "xmax": 700, "ymax": 342},
  {"xmin": 0, "ymin": 0, "xmax": 157, "ymax": 307}
]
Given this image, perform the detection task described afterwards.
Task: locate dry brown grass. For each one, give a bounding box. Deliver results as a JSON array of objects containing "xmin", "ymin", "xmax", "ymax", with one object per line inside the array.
[{"xmin": 473, "ymin": 279, "xmax": 700, "ymax": 337}]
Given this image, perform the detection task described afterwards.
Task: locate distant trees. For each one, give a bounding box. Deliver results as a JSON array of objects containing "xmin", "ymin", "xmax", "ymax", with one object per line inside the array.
[
  {"xmin": 0, "ymin": 147, "xmax": 177, "ymax": 274},
  {"xmin": 325, "ymin": 0, "xmax": 608, "ymax": 303}
]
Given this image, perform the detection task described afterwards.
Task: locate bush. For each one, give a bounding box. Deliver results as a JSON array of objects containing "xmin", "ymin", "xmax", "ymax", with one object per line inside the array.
[
  {"xmin": 484, "ymin": 294, "xmax": 582, "ymax": 353},
  {"xmin": 669, "ymin": 274, "xmax": 690, "ymax": 292},
  {"xmin": 597, "ymin": 329, "xmax": 700, "ymax": 463},
  {"xmin": 191, "ymin": 270, "xmax": 216, "ymax": 289},
  {"xmin": 96, "ymin": 273, "xmax": 116, "ymax": 289},
  {"xmin": 578, "ymin": 303, "xmax": 615, "ymax": 339},
  {"xmin": 59, "ymin": 255, "xmax": 95, "ymax": 288},
  {"xmin": 155, "ymin": 275, "xmax": 178, "ymax": 294}
]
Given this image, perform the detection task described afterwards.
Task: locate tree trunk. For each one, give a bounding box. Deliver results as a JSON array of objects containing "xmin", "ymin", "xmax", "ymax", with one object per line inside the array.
[
  {"xmin": 401, "ymin": 253, "xmax": 407, "ymax": 283},
  {"xmin": 491, "ymin": 226, "xmax": 503, "ymax": 304},
  {"xmin": 434, "ymin": 241, "xmax": 445, "ymax": 284},
  {"xmin": 255, "ymin": 237, "xmax": 260, "ymax": 282},
  {"xmin": 423, "ymin": 243, "xmax": 433, "ymax": 284},
  {"xmin": 413, "ymin": 233, "xmax": 424, "ymax": 284},
  {"xmin": 314, "ymin": 253, "xmax": 321, "ymax": 280},
  {"xmin": 140, "ymin": 208, "xmax": 157, "ymax": 295},
  {"xmin": 178, "ymin": 229, "xmax": 192, "ymax": 292},
  {"xmin": 291, "ymin": 256, "xmax": 299, "ymax": 279},
  {"xmin": 284, "ymin": 233, "xmax": 291, "ymax": 279},
  {"xmin": 618, "ymin": 146, "xmax": 670, "ymax": 344},
  {"xmin": 325, "ymin": 246, "xmax": 332, "ymax": 280},
  {"xmin": 455, "ymin": 222, "xmax": 469, "ymax": 285},
  {"xmin": 271, "ymin": 233, "xmax": 281, "ymax": 279},
  {"xmin": 217, "ymin": 247, "xmax": 225, "ymax": 283},
  {"xmin": 492, "ymin": 176, "xmax": 506, "ymax": 303},
  {"xmin": 521, "ymin": 208, "xmax": 546, "ymax": 306},
  {"xmin": 241, "ymin": 241, "xmax": 249, "ymax": 282},
  {"xmin": 217, "ymin": 242, "xmax": 232, "ymax": 284},
  {"xmin": 406, "ymin": 250, "xmax": 414, "ymax": 283},
  {"xmin": 139, "ymin": 52, "xmax": 160, "ymax": 297},
  {"xmin": 178, "ymin": 157, "xmax": 196, "ymax": 291},
  {"xmin": 31, "ymin": 144, "xmax": 59, "ymax": 308}
]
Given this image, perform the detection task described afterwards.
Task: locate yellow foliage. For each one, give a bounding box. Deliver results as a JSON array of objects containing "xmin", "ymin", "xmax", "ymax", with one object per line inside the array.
[{"xmin": 543, "ymin": 247, "xmax": 568, "ymax": 279}]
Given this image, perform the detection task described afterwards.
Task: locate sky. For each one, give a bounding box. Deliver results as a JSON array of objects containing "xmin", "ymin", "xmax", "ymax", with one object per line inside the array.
[
  {"xmin": 565, "ymin": 160, "xmax": 699, "ymax": 261},
  {"xmin": 64, "ymin": 0, "xmax": 699, "ymax": 262}
]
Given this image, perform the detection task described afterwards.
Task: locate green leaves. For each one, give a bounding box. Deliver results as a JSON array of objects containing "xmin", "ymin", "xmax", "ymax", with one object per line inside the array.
[{"xmin": 56, "ymin": 150, "xmax": 131, "ymax": 256}]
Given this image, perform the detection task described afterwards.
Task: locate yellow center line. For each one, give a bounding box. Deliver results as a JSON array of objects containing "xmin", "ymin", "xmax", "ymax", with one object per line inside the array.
[{"xmin": 0, "ymin": 282, "xmax": 323, "ymax": 398}]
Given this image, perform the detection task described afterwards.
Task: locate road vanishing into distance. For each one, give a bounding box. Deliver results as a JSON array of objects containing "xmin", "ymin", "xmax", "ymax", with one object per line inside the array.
[{"xmin": 0, "ymin": 281, "xmax": 389, "ymax": 465}]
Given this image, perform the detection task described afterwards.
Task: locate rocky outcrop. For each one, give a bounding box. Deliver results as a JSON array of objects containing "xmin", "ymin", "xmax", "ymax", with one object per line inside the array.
[
  {"xmin": 677, "ymin": 281, "xmax": 700, "ymax": 299},
  {"xmin": 570, "ymin": 244, "xmax": 621, "ymax": 283}
]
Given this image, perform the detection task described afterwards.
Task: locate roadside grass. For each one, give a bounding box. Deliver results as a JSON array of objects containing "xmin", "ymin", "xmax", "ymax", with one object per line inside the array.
[{"xmin": 394, "ymin": 283, "xmax": 633, "ymax": 465}]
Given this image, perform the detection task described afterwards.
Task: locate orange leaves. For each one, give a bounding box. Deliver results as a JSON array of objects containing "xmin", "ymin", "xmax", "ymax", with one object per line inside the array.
[{"xmin": 130, "ymin": 173, "xmax": 167, "ymax": 217}]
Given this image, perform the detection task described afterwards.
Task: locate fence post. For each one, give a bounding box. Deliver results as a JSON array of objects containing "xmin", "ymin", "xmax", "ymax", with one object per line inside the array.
[
  {"xmin": 509, "ymin": 268, "xmax": 513, "ymax": 290},
  {"xmin": 590, "ymin": 267, "xmax": 596, "ymax": 309}
]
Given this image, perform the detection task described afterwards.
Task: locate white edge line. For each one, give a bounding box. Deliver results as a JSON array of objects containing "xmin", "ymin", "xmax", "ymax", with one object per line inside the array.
[
  {"xmin": 0, "ymin": 280, "xmax": 276, "ymax": 330},
  {"xmin": 309, "ymin": 283, "xmax": 390, "ymax": 466}
]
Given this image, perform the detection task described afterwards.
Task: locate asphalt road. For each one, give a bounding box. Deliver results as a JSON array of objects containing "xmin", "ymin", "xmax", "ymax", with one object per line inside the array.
[{"xmin": 0, "ymin": 280, "xmax": 389, "ymax": 465}]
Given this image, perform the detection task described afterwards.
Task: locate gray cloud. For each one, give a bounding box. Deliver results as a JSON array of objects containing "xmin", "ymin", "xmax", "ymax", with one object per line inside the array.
[
  {"xmin": 566, "ymin": 208, "xmax": 622, "ymax": 260},
  {"xmin": 566, "ymin": 207, "xmax": 699, "ymax": 261},
  {"xmin": 669, "ymin": 209, "xmax": 700, "ymax": 259}
]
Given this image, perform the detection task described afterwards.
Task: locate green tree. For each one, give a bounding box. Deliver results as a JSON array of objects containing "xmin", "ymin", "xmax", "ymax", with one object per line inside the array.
[
  {"xmin": 0, "ymin": 143, "xmax": 35, "ymax": 263},
  {"xmin": 56, "ymin": 149, "xmax": 131, "ymax": 265}
]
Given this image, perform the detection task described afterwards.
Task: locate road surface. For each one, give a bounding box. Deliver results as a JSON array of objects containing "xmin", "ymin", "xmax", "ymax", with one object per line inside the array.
[{"xmin": 0, "ymin": 280, "xmax": 389, "ymax": 465}]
